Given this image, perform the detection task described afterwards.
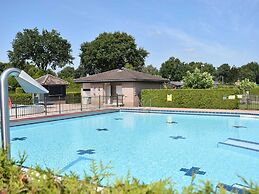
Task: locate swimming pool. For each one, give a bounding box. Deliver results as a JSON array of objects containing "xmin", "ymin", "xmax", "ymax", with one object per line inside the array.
[{"xmin": 10, "ymin": 110, "xmax": 259, "ymax": 189}]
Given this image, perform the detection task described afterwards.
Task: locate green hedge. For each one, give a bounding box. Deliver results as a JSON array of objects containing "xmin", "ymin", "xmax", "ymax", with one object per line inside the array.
[
  {"xmin": 141, "ymin": 89, "xmax": 239, "ymax": 109},
  {"xmin": 66, "ymin": 92, "xmax": 81, "ymax": 104},
  {"xmin": 15, "ymin": 87, "xmax": 24, "ymax": 93},
  {"xmin": 9, "ymin": 93, "xmax": 33, "ymax": 105},
  {"xmin": 250, "ymin": 86, "xmax": 259, "ymax": 95}
]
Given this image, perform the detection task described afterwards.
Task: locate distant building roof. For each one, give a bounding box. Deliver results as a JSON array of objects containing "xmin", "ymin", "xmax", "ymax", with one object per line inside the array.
[
  {"xmin": 36, "ymin": 74, "xmax": 69, "ymax": 85},
  {"xmin": 170, "ymin": 81, "xmax": 184, "ymax": 86},
  {"xmin": 170, "ymin": 80, "xmax": 219, "ymax": 88},
  {"xmin": 74, "ymin": 68, "xmax": 168, "ymax": 83}
]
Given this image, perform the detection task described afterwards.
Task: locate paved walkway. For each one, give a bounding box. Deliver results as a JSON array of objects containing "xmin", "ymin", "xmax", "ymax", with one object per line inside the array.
[
  {"xmin": 120, "ymin": 107, "xmax": 259, "ymax": 115},
  {"xmin": 10, "ymin": 103, "xmax": 116, "ymax": 121},
  {"xmin": 10, "ymin": 106, "xmax": 259, "ymax": 121}
]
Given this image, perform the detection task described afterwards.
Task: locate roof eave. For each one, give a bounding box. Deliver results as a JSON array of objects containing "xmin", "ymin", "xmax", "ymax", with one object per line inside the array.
[{"xmin": 74, "ymin": 79, "xmax": 168, "ymax": 83}]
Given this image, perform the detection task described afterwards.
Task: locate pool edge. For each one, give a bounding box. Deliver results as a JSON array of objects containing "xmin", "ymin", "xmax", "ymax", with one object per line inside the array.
[
  {"xmin": 119, "ymin": 107, "xmax": 259, "ymax": 118},
  {"xmin": 10, "ymin": 108, "xmax": 119, "ymax": 127}
]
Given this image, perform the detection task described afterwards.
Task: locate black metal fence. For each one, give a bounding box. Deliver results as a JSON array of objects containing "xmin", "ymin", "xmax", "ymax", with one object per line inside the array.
[
  {"xmin": 239, "ymin": 95, "xmax": 259, "ymax": 110},
  {"xmin": 10, "ymin": 95, "xmax": 124, "ymax": 118}
]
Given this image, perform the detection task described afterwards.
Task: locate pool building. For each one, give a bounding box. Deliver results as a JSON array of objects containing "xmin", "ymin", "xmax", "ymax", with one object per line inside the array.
[
  {"xmin": 74, "ymin": 68, "xmax": 167, "ymax": 106},
  {"xmin": 36, "ymin": 74, "xmax": 69, "ymax": 102}
]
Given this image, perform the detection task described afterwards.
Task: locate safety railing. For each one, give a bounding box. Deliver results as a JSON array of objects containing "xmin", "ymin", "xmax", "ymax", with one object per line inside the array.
[
  {"xmin": 239, "ymin": 95, "xmax": 259, "ymax": 110},
  {"xmin": 10, "ymin": 95, "xmax": 124, "ymax": 119}
]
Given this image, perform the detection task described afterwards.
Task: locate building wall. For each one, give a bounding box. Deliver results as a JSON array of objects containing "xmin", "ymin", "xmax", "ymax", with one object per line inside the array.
[
  {"xmin": 133, "ymin": 82, "xmax": 163, "ymax": 106},
  {"xmin": 121, "ymin": 82, "xmax": 135, "ymax": 107},
  {"xmin": 82, "ymin": 83, "xmax": 105, "ymax": 95},
  {"xmin": 81, "ymin": 81, "xmax": 163, "ymax": 107},
  {"xmin": 82, "ymin": 83, "xmax": 104, "ymax": 105}
]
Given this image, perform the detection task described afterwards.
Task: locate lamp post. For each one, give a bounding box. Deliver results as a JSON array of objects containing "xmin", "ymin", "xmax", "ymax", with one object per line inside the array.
[{"xmin": 0, "ymin": 68, "xmax": 48, "ymax": 159}]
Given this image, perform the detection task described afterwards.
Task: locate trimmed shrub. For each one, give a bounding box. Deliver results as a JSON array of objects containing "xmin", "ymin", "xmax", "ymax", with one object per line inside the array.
[
  {"xmin": 141, "ymin": 89, "xmax": 239, "ymax": 109},
  {"xmin": 250, "ymin": 86, "xmax": 259, "ymax": 95},
  {"xmin": 66, "ymin": 92, "xmax": 81, "ymax": 104},
  {"xmin": 15, "ymin": 87, "xmax": 24, "ymax": 93},
  {"xmin": 9, "ymin": 93, "xmax": 33, "ymax": 105}
]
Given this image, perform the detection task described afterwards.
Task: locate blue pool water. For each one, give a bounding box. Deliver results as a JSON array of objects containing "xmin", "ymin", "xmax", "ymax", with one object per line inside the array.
[{"xmin": 10, "ymin": 111, "xmax": 259, "ymax": 188}]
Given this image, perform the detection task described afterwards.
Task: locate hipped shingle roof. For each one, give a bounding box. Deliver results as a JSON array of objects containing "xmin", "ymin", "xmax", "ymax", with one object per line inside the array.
[
  {"xmin": 36, "ymin": 74, "xmax": 69, "ymax": 85},
  {"xmin": 74, "ymin": 68, "xmax": 168, "ymax": 83}
]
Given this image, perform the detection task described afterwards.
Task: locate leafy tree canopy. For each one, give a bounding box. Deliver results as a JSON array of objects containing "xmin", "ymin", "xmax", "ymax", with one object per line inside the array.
[
  {"xmin": 124, "ymin": 63, "xmax": 134, "ymax": 70},
  {"xmin": 187, "ymin": 62, "xmax": 216, "ymax": 76},
  {"xmin": 216, "ymin": 63, "xmax": 240, "ymax": 84},
  {"xmin": 8, "ymin": 28, "xmax": 74, "ymax": 71},
  {"xmin": 183, "ymin": 68, "xmax": 214, "ymax": 89},
  {"xmin": 26, "ymin": 65, "xmax": 56, "ymax": 79},
  {"xmin": 78, "ymin": 32, "xmax": 148, "ymax": 76},
  {"xmin": 216, "ymin": 64, "xmax": 231, "ymax": 83},
  {"xmin": 159, "ymin": 58, "xmax": 216, "ymax": 81},
  {"xmin": 0, "ymin": 62, "xmax": 8, "ymax": 73},
  {"xmin": 142, "ymin": 65, "xmax": 159, "ymax": 75},
  {"xmin": 239, "ymin": 62, "xmax": 259, "ymax": 83},
  {"xmin": 160, "ymin": 57, "xmax": 187, "ymax": 81},
  {"xmin": 58, "ymin": 66, "xmax": 76, "ymax": 79}
]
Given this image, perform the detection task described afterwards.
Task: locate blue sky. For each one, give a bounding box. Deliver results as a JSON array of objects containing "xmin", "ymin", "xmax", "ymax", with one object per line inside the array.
[{"xmin": 1, "ymin": 0, "xmax": 259, "ymax": 69}]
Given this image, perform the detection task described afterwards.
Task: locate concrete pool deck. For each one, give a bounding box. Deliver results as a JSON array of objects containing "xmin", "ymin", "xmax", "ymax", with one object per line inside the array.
[
  {"xmin": 120, "ymin": 107, "xmax": 259, "ymax": 115},
  {"xmin": 10, "ymin": 106, "xmax": 259, "ymax": 125},
  {"xmin": 120, "ymin": 107, "xmax": 259, "ymax": 116},
  {"xmin": 10, "ymin": 108, "xmax": 118, "ymax": 126}
]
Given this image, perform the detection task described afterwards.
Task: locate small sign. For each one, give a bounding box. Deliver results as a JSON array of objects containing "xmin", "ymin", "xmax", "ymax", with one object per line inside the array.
[
  {"xmin": 167, "ymin": 94, "xmax": 172, "ymax": 102},
  {"xmin": 228, "ymin": 95, "xmax": 236, "ymax": 100}
]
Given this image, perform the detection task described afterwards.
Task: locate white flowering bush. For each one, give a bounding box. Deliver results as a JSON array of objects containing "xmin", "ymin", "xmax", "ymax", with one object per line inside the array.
[
  {"xmin": 183, "ymin": 68, "xmax": 214, "ymax": 89},
  {"xmin": 236, "ymin": 78, "xmax": 256, "ymax": 94}
]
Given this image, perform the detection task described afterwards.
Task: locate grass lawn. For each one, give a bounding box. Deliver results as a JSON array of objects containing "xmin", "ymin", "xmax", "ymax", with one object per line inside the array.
[{"xmin": 239, "ymin": 103, "xmax": 259, "ymax": 110}]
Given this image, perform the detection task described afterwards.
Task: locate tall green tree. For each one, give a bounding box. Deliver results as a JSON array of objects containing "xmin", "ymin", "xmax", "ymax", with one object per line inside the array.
[
  {"xmin": 229, "ymin": 65, "xmax": 240, "ymax": 83},
  {"xmin": 26, "ymin": 65, "xmax": 56, "ymax": 79},
  {"xmin": 0, "ymin": 62, "xmax": 7, "ymax": 73},
  {"xmin": 239, "ymin": 62, "xmax": 259, "ymax": 83},
  {"xmin": 8, "ymin": 28, "xmax": 74, "ymax": 71},
  {"xmin": 142, "ymin": 65, "xmax": 159, "ymax": 75},
  {"xmin": 58, "ymin": 66, "xmax": 76, "ymax": 79},
  {"xmin": 187, "ymin": 62, "xmax": 216, "ymax": 76},
  {"xmin": 216, "ymin": 64, "xmax": 240, "ymax": 84},
  {"xmin": 79, "ymin": 32, "xmax": 148, "ymax": 76},
  {"xmin": 160, "ymin": 57, "xmax": 187, "ymax": 81},
  {"xmin": 216, "ymin": 64, "xmax": 232, "ymax": 84}
]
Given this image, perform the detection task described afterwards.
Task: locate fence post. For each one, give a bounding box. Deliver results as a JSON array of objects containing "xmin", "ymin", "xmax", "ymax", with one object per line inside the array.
[
  {"xmin": 44, "ymin": 95, "xmax": 47, "ymax": 115},
  {"xmin": 116, "ymin": 95, "xmax": 119, "ymax": 107},
  {"xmin": 15, "ymin": 98, "xmax": 18, "ymax": 118},
  {"xmin": 256, "ymin": 96, "xmax": 258, "ymax": 110},
  {"xmin": 98, "ymin": 95, "xmax": 101, "ymax": 109},
  {"xmin": 246, "ymin": 94, "xmax": 248, "ymax": 109},
  {"xmin": 122, "ymin": 95, "xmax": 124, "ymax": 106},
  {"xmin": 58, "ymin": 96, "xmax": 61, "ymax": 114},
  {"xmin": 80, "ymin": 96, "xmax": 83, "ymax": 111}
]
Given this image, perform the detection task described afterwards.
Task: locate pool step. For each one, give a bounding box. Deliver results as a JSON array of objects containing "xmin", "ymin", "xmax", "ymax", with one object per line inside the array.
[{"xmin": 218, "ymin": 138, "xmax": 259, "ymax": 153}]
